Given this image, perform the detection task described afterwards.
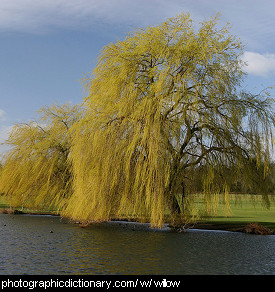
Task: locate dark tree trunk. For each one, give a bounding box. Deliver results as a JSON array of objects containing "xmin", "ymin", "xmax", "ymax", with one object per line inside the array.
[
  {"xmin": 181, "ymin": 181, "xmax": 185, "ymax": 202},
  {"xmin": 168, "ymin": 193, "xmax": 181, "ymax": 215},
  {"xmin": 165, "ymin": 181, "xmax": 181, "ymax": 216},
  {"xmin": 165, "ymin": 160, "xmax": 183, "ymax": 216}
]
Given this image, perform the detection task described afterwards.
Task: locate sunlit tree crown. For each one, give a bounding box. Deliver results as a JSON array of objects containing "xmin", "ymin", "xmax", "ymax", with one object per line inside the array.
[{"xmin": 63, "ymin": 13, "xmax": 274, "ymax": 227}]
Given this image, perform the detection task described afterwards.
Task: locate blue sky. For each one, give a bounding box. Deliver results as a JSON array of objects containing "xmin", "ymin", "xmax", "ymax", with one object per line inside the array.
[{"xmin": 0, "ymin": 0, "xmax": 275, "ymax": 154}]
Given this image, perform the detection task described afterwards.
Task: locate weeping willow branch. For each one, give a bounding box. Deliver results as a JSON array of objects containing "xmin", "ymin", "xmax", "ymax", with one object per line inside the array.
[
  {"xmin": 62, "ymin": 13, "xmax": 274, "ymax": 227},
  {"xmin": 0, "ymin": 13, "xmax": 273, "ymax": 228},
  {"xmin": 0, "ymin": 103, "xmax": 81, "ymax": 211}
]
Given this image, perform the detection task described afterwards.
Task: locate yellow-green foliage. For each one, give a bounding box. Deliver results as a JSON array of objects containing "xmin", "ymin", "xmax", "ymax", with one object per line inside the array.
[
  {"xmin": 1, "ymin": 13, "xmax": 273, "ymax": 228},
  {"xmin": 0, "ymin": 103, "xmax": 81, "ymax": 211},
  {"xmin": 62, "ymin": 13, "xmax": 274, "ymax": 227}
]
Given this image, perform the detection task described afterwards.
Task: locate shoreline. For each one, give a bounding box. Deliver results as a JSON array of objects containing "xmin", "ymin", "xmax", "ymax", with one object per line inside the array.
[
  {"xmin": 109, "ymin": 219, "xmax": 275, "ymax": 235},
  {"xmin": 1, "ymin": 209, "xmax": 274, "ymax": 235}
]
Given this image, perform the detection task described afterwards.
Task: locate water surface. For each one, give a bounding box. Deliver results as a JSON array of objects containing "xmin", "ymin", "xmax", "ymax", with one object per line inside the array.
[{"xmin": 0, "ymin": 214, "xmax": 274, "ymax": 275}]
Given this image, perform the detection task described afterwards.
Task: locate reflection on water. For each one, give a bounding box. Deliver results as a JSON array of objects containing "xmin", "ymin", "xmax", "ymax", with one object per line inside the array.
[{"xmin": 0, "ymin": 214, "xmax": 274, "ymax": 275}]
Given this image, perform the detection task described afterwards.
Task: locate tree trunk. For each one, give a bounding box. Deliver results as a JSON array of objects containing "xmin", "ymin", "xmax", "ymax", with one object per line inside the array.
[
  {"xmin": 181, "ymin": 181, "xmax": 185, "ymax": 203},
  {"xmin": 181, "ymin": 181, "xmax": 188, "ymax": 214},
  {"xmin": 165, "ymin": 180, "xmax": 181, "ymax": 216},
  {"xmin": 168, "ymin": 194, "xmax": 181, "ymax": 215},
  {"xmin": 166, "ymin": 160, "xmax": 182, "ymax": 216}
]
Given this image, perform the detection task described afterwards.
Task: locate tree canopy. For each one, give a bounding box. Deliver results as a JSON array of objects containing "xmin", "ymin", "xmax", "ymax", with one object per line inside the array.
[
  {"xmin": 0, "ymin": 103, "xmax": 81, "ymax": 211},
  {"xmin": 0, "ymin": 13, "xmax": 274, "ymax": 227},
  {"xmin": 62, "ymin": 13, "xmax": 274, "ymax": 227}
]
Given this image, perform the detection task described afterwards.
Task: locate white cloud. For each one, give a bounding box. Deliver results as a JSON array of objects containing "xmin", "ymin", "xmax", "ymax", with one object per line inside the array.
[
  {"xmin": 0, "ymin": 0, "xmax": 274, "ymax": 52},
  {"xmin": 0, "ymin": 125, "xmax": 12, "ymax": 143},
  {"xmin": 0, "ymin": 109, "xmax": 6, "ymax": 121},
  {"xmin": 0, "ymin": 125, "xmax": 12, "ymax": 158},
  {"xmin": 0, "ymin": 0, "xmax": 93, "ymax": 33},
  {"xmin": 242, "ymin": 51, "xmax": 275, "ymax": 77},
  {"xmin": 0, "ymin": 0, "xmax": 183, "ymax": 33}
]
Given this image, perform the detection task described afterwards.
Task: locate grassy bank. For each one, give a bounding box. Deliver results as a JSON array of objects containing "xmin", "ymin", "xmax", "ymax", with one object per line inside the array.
[
  {"xmin": 1, "ymin": 194, "xmax": 275, "ymax": 233},
  {"xmin": 0, "ymin": 195, "xmax": 59, "ymax": 216},
  {"xmin": 189, "ymin": 193, "xmax": 275, "ymax": 233}
]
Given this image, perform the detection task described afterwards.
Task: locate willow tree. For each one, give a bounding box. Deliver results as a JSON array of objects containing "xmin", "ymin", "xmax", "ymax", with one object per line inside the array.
[
  {"xmin": 64, "ymin": 13, "xmax": 274, "ymax": 227},
  {"xmin": 0, "ymin": 103, "xmax": 81, "ymax": 211}
]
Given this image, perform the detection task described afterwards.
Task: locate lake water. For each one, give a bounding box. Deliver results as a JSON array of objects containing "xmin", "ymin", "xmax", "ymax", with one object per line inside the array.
[{"xmin": 0, "ymin": 214, "xmax": 274, "ymax": 275}]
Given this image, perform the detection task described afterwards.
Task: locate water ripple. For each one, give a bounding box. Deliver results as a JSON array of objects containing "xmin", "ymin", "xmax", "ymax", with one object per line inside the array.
[{"xmin": 0, "ymin": 214, "xmax": 274, "ymax": 275}]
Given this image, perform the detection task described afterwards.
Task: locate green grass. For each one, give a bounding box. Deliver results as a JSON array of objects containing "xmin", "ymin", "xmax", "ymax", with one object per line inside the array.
[
  {"xmin": 191, "ymin": 193, "xmax": 275, "ymax": 231},
  {"xmin": 1, "ymin": 193, "xmax": 275, "ymax": 231},
  {"xmin": 0, "ymin": 195, "xmax": 59, "ymax": 215}
]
